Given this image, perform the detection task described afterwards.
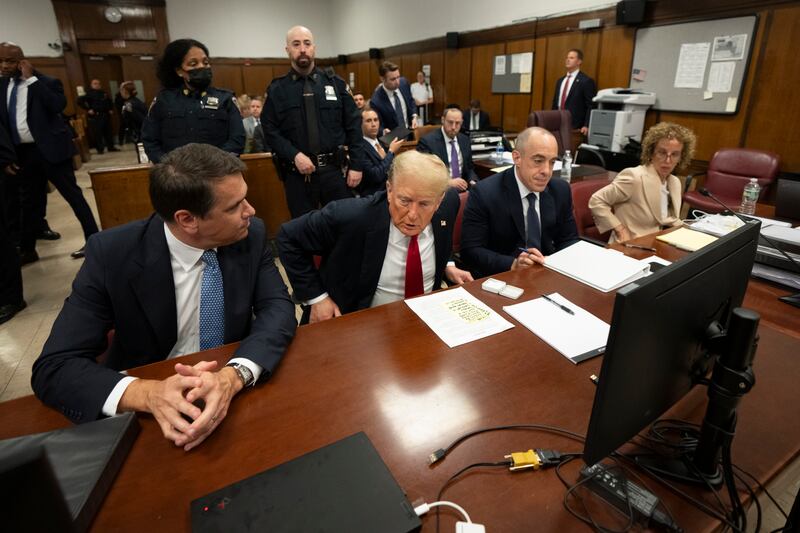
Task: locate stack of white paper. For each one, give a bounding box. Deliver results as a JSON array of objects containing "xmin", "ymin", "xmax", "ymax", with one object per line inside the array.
[
  {"xmin": 544, "ymin": 240, "xmax": 651, "ymax": 292},
  {"xmin": 503, "ymin": 293, "xmax": 610, "ymax": 364}
]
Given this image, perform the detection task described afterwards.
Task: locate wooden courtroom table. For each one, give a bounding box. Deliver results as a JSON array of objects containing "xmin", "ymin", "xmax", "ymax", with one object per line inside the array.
[{"xmin": 0, "ymin": 247, "xmax": 798, "ymax": 531}]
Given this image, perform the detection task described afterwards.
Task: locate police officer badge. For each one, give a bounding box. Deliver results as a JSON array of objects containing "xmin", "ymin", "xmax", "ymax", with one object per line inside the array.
[
  {"xmin": 204, "ymin": 96, "xmax": 220, "ymax": 109},
  {"xmin": 324, "ymin": 85, "xmax": 337, "ymax": 101}
]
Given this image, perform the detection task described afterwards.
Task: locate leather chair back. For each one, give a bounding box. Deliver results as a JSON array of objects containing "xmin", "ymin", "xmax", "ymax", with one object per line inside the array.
[
  {"xmin": 526, "ymin": 110, "xmax": 573, "ymax": 155},
  {"xmin": 571, "ymin": 179, "xmax": 611, "ymax": 242},
  {"xmin": 414, "ymin": 125, "xmax": 439, "ymax": 141}
]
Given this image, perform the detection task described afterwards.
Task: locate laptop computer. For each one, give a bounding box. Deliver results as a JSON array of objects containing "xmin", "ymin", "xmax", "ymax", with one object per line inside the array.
[{"xmin": 191, "ymin": 432, "xmax": 421, "ymax": 533}]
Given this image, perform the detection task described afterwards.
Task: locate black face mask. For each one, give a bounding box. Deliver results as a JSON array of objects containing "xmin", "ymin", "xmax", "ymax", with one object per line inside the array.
[{"xmin": 187, "ymin": 67, "xmax": 212, "ymax": 91}]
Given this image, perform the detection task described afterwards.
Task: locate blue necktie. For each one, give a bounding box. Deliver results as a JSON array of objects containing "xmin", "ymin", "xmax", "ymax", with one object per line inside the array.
[
  {"xmin": 199, "ymin": 250, "xmax": 225, "ymax": 350},
  {"xmin": 392, "ymin": 91, "xmax": 406, "ymax": 128},
  {"xmin": 7, "ymin": 79, "xmax": 21, "ymax": 145},
  {"xmin": 526, "ymin": 193, "xmax": 541, "ymax": 250},
  {"xmin": 450, "ymin": 139, "xmax": 461, "ymax": 178}
]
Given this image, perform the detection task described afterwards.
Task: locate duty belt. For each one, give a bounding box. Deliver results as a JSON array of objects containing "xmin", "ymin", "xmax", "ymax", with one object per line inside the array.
[{"xmin": 313, "ymin": 152, "xmax": 337, "ymax": 167}]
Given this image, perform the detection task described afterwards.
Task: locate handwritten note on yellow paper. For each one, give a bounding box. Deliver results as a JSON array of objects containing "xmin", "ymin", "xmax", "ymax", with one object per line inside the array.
[{"xmin": 445, "ymin": 298, "xmax": 491, "ymax": 323}]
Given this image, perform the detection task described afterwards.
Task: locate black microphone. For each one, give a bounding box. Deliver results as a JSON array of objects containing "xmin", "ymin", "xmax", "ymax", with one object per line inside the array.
[{"xmin": 698, "ymin": 188, "xmax": 800, "ymax": 307}]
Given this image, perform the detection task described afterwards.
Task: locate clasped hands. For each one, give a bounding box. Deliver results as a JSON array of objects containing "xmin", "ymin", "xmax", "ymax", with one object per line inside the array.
[
  {"xmin": 512, "ymin": 247, "xmax": 545, "ymax": 270},
  {"xmin": 119, "ymin": 360, "xmax": 243, "ymax": 451}
]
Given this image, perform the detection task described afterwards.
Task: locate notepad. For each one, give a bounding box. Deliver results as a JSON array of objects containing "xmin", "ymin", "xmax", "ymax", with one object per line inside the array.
[
  {"xmin": 544, "ymin": 240, "xmax": 651, "ymax": 292},
  {"xmin": 656, "ymin": 227, "xmax": 718, "ymax": 251},
  {"xmin": 503, "ymin": 293, "xmax": 610, "ymax": 363}
]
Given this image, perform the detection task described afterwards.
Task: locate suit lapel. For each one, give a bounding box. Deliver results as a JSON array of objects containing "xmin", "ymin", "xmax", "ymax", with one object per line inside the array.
[
  {"xmin": 358, "ymin": 200, "xmax": 391, "ymax": 307},
  {"xmin": 432, "ymin": 207, "xmax": 450, "ymax": 283},
  {"xmin": 0, "ymin": 78, "xmax": 9, "ymax": 124},
  {"xmin": 218, "ymin": 238, "xmax": 250, "ymax": 344},
  {"xmin": 641, "ymin": 166, "xmax": 666, "ymax": 223},
  {"xmin": 539, "ymin": 187, "xmax": 556, "ymax": 249},
  {"xmin": 502, "ymin": 168, "xmax": 525, "ymax": 241},
  {"xmin": 129, "ymin": 217, "xmax": 178, "ymax": 357}
]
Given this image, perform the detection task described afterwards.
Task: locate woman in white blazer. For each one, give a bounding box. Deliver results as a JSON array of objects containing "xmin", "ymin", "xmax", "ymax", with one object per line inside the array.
[{"xmin": 589, "ymin": 122, "xmax": 697, "ymax": 243}]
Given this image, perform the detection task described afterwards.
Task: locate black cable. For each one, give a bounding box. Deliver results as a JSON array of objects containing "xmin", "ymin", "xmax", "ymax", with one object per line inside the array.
[
  {"xmin": 723, "ymin": 443, "xmax": 747, "ymax": 532},
  {"xmin": 433, "ymin": 461, "xmax": 511, "ymax": 533},
  {"xmin": 733, "ymin": 464, "xmax": 790, "ymax": 520},
  {"xmin": 428, "ymin": 423, "xmax": 585, "ymax": 465},
  {"xmin": 733, "ymin": 469, "xmax": 762, "ymax": 533}
]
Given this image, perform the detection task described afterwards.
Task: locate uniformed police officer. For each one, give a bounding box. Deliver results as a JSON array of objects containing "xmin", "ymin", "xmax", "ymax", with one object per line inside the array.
[
  {"xmin": 78, "ymin": 78, "xmax": 118, "ymax": 154},
  {"xmin": 141, "ymin": 39, "xmax": 245, "ymax": 163},
  {"xmin": 263, "ymin": 26, "xmax": 364, "ymax": 218}
]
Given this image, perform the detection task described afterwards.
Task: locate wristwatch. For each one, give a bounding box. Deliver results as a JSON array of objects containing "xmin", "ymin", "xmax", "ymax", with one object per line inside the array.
[{"xmin": 226, "ymin": 362, "xmax": 255, "ymax": 387}]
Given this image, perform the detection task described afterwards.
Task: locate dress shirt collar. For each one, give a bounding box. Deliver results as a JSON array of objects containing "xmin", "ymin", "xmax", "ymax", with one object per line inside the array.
[
  {"xmin": 363, "ymin": 135, "xmax": 379, "ymax": 146},
  {"xmin": 382, "ymin": 83, "xmax": 397, "ymax": 100},
  {"xmin": 513, "ymin": 166, "xmax": 537, "ymax": 201},
  {"xmin": 440, "ymin": 127, "xmax": 458, "ymax": 146},
  {"xmin": 566, "ymin": 69, "xmax": 580, "ymax": 78},
  {"xmin": 163, "ymin": 222, "xmax": 213, "ymax": 272},
  {"xmin": 388, "ymin": 221, "xmax": 433, "ymax": 245}
]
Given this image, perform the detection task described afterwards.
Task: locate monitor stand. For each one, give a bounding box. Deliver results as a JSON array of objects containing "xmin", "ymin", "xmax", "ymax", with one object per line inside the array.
[{"xmin": 634, "ymin": 308, "xmax": 759, "ymax": 487}]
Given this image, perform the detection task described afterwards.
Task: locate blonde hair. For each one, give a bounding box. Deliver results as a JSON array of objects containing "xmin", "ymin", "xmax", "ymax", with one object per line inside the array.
[
  {"xmin": 389, "ymin": 151, "xmax": 450, "ymax": 196},
  {"xmin": 640, "ymin": 122, "xmax": 697, "ymax": 172}
]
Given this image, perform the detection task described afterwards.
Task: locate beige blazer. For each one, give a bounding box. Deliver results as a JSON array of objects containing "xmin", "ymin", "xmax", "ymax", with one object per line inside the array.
[{"xmin": 589, "ymin": 164, "xmax": 682, "ymax": 242}]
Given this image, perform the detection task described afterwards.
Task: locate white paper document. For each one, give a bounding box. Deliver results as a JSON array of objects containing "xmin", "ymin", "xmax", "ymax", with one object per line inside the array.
[
  {"xmin": 707, "ymin": 61, "xmax": 735, "ymax": 93},
  {"xmin": 503, "ymin": 293, "xmax": 610, "ymax": 364},
  {"xmin": 674, "ymin": 42, "xmax": 710, "ymax": 89},
  {"xmin": 494, "ymin": 56, "xmax": 507, "ymax": 75},
  {"xmin": 544, "ymin": 240, "xmax": 651, "ymax": 292},
  {"xmin": 405, "ymin": 287, "xmax": 514, "ymax": 348}
]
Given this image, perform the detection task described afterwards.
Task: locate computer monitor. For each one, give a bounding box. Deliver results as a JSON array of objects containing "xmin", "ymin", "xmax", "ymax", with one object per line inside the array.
[{"xmin": 583, "ymin": 220, "xmax": 761, "ymax": 468}]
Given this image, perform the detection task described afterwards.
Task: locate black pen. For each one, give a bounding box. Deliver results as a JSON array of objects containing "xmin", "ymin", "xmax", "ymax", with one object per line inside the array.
[
  {"xmin": 624, "ymin": 243, "xmax": 657, "ymax": 252},
  {"xmin": 541, "ymin": 294, "xmax": 575, "ymax": 315}
]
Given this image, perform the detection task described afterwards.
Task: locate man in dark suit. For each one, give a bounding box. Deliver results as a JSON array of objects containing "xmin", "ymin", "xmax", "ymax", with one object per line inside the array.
[
  {"xmin": 417, "ymin": 107, "xmax": 478, "ymax": 192},
  {"xmin": 0, "ymin": 121, "xmax": 25, "ymax": 325},
  {"xmin": 463, "ymin": 99, "xmax": 491, "ymax": 132},
  {"xmin": 551, "ymin": 48, "xmax": 597, "ymax": 134},
  {"xmin": 278, "ymin": 151, "xmax": 473, "ymax": 323},
  {"xmin": 369, "ymin": 61, "xmax": 417, "ymax": 135},
  {"xmin": 32, "ymin": 144, "xmax": 297, "ymax": 451},
  {"xmin": 357, "ymin": 107, "xmax": 403, "ymax": 196},
  {"xmin": 460, "ymin": 127, "xmax": 579, "ymax": 279},
  {"xmin": 0, "ymin": 42, "xmax": 99, "ymax": 263}
]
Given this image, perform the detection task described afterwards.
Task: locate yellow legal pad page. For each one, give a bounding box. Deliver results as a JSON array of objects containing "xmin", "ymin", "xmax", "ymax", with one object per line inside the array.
[{"xmin": 656, "ymin": 227, "xmax": 718, "ymax": 252}]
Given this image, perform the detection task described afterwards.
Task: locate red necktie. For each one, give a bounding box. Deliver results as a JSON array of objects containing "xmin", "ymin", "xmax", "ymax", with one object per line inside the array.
[
  {"xmin": 404, "ymin": 235, "xmax": 424, "ymax": 298},
  {"xmin": 560, "ymin": 74, "xmax": 571, "ymax": 109}
]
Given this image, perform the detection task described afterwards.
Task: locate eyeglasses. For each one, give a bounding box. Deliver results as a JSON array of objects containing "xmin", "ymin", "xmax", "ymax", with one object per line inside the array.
[{"xmin": 654, "ymin": 149, "xmax": 682, "ymax": 162}]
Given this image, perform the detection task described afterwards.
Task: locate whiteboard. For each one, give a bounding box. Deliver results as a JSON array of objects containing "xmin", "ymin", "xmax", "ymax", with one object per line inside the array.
[{"xmin": 630, "ymin": 15, "xmax": 757, "ymax": 114}]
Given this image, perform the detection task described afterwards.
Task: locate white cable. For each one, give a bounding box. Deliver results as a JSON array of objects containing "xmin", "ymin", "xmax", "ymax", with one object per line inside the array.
[{"xmin": 414, "ymin": 500, "xmax": 472, "ymax": 523}]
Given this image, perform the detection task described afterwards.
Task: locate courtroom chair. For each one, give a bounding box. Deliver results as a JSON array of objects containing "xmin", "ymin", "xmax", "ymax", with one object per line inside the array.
[
  {"xmin": 414, "ymin": 124, "xmax": 439, "ymax": 141},
  {"xmin": 683, "ymin": 148, "xmax": 780, "ymax": 215},
  {"xmin": 526, "ymin": 110, "xmax": 573, "ymax": 155},
  {"xmin": 571, "ymin": 179, "xmax": 611, "ymax": 242}
]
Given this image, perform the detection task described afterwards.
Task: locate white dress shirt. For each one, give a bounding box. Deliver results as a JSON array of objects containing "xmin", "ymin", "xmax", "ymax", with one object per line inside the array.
[
  {"xmin": 371, "ymin": 224, "xmax": 436, "ymax": 307},
  {"xmin": 470, "ymin": 111, "xmax": 480, "ymax": 131},
  {"xmin": 660, "ymin": 181, "xmax": 669, "ymax": 219},
  {"xmin": 363, "ymin": 135, "xmax": 382, "ymax": 154},
  {"xmin": 441, "ymin": 128, "xmax": 463, "ymax": 178},
  {"xmin": 100, "ymin": 223, "xmax": 262, "ymax": 417},
  {"xmin": 4, "ymin": 76, "xmax": 38, "ymax": 143},
  {"xmin": 558, "ymin": 69, "xmax": 580, "ymax": 109},
  {"xmin": 514, "ymin": 167, "xmax": 541, "ymax": 238},
  {"xmin": 382, "ymin": 84, "xmax": 410, "ymax": 127}
]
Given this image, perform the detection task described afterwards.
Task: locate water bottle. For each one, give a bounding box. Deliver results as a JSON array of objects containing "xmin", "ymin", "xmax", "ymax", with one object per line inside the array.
[
  {"xmin": 494, "ymin": 140, "xmax": 503, "ymax": 163},
  {"xmin": 562, "ymin": 150, "xmax": 573, "ymax": 182},
  {"xmin": 136, "ymin": 142, "xmax": 149, "ymax": 164},
  {"xmin": 739, "ymin": 178, "xmax": 760, "ymax": 215}
]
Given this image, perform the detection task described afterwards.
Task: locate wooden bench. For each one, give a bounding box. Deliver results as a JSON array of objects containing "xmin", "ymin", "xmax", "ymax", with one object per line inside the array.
[{"xmin": 88, "ymin": 153, "xmax": 292, "ymax": 239}]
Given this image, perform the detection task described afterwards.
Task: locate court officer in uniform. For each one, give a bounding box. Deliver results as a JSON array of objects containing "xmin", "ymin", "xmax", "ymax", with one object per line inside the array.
[{"xmin": 142, "ymin": 38, "xmax": 245, "ymax": 163}]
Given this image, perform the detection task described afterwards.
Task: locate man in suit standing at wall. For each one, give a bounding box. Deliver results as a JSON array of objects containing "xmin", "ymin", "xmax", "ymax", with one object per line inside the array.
[
  {"xmin": 460, "ymin": 127, "xmax": 579, "ymax": 279},
  {"xmin": 0, "ymin": 42, "xmax": 99, "ymax": 263},
  {"xmin": 278, "ymin": 151, "xmax": 472, "ymax": 323},
  {"xmin": 417, "ymin": 106, "xmax": 477, "ymax": 191},
  {"xmin": 32, "ymin": 143, "xmax": 297, "ymax": 450},
  {"xmin": 462, "ymin": 99, "xmax": 490, "ymax": 132},
  {"xmin": 369, "ymin": 61, "xmax": 417, "ymax": 135},
  {"xmin": 551, "ymin": 48, "xmax": 596, "ymax": 135}
]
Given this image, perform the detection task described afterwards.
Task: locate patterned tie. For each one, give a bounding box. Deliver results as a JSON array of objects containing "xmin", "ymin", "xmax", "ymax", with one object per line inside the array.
[
  {"xmin": 374, "ymin": 141, "xmax": 386, "ymax": 159},
  {"xmin": 559, "ymin": 74, "xmax": 571, "ymax": 110},
  {"xmin": 526, "ymin": 193, "xmax": 541, "ymax": 250},
  {"xmin": 7, "ymin": 78, "xmax": 21, "ymax": 144},
  {"xmin": 404, "ymin": 235, "xmax": 424, "ymax": 298},
  {"xmin": 199, "ymin": 250, "xmax": 225, "ymax": 350},
  {"xmin": 392, "ymin": 91, "xmax": 406, "ymax": 128},
  {"xmin": 449, "ymin": 139, "xmax": 461, "ymax": 178}
]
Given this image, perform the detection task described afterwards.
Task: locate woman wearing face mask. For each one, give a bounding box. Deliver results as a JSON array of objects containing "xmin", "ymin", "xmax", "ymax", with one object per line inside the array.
[{"xmin": 141, "ymin": 38, "xmax": 245, "ymax": 163}]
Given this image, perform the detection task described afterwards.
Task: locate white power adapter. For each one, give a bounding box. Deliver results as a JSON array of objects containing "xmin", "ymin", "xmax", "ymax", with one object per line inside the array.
[{"xmin": 456, "ymin": 521, "xmax": 486, "ymax": 533}]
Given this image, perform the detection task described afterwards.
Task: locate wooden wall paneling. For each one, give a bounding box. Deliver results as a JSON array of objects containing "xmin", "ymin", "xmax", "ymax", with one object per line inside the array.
[
  {"xmin": 52, "ymin": 1, "xmax": 85, "ymax": 107},
  {"xmin": 401, "ymin": 54, "xmax": 421, "ymax": 81},
  {"xmin": 470, "ymin": 43, "xmax": 505, "ymax": 128},
  {"xmin": 242, "ymin": 65, "xmax": 274, "ymax": 98},
  {"xmin": 120, "ymin": 55, "xmax": 160, "ymax": 105},
  {"xmin": 656, "ymin": 9, "xmax": 769, "ymax": 162},
  {"xmin": 357, "ymin": 61, "xmax": 372, "ymax": 95},
  {"xmin": 530, "ymin": 37, "xmax": 548, "ymax": 112},
  {"xmin": 240, "ymin": 155, "xmax": 291, "ymax": 239},
  {"xmin": 152, "ymin": 6, "xmax": 171, "ymax": 52},
  {"xmin": 78, "ymin": 40, "xmax": 160, "ymax": 56},
  {"xmin": 581, "ymin": 31, "xmax": 602, "ymax": 84},
  {"xmin": 596, "ymin": 26, "xmax": 635, "ymax": 90},
  {"xmin": 502, "ymin": 39, "xmax": 535, "ymax": 133},
  {"xmin": 212, "ymin": 64, "xmax": 245, "ymax": 95},
  {"xmin": 70, "ymin": 4, "xmax": 157, "ymax": 41},
  {"xmin": 420, "ymin": 50, "xmax": 444, "ymax": 120},
  {"xmin": 444, "ymin": 48, "xmax": 472, "ymax": 111},
  {"xmin": 29, "ymin": 58, "xmax": 75, "ymax": 116},
  {"xmin": 744, "ymin": 4, "xmax": 800, "ymax": 171},
  {"xmin": 369, "ymin": 61, "xmax": 381, "ymax": 93}
]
